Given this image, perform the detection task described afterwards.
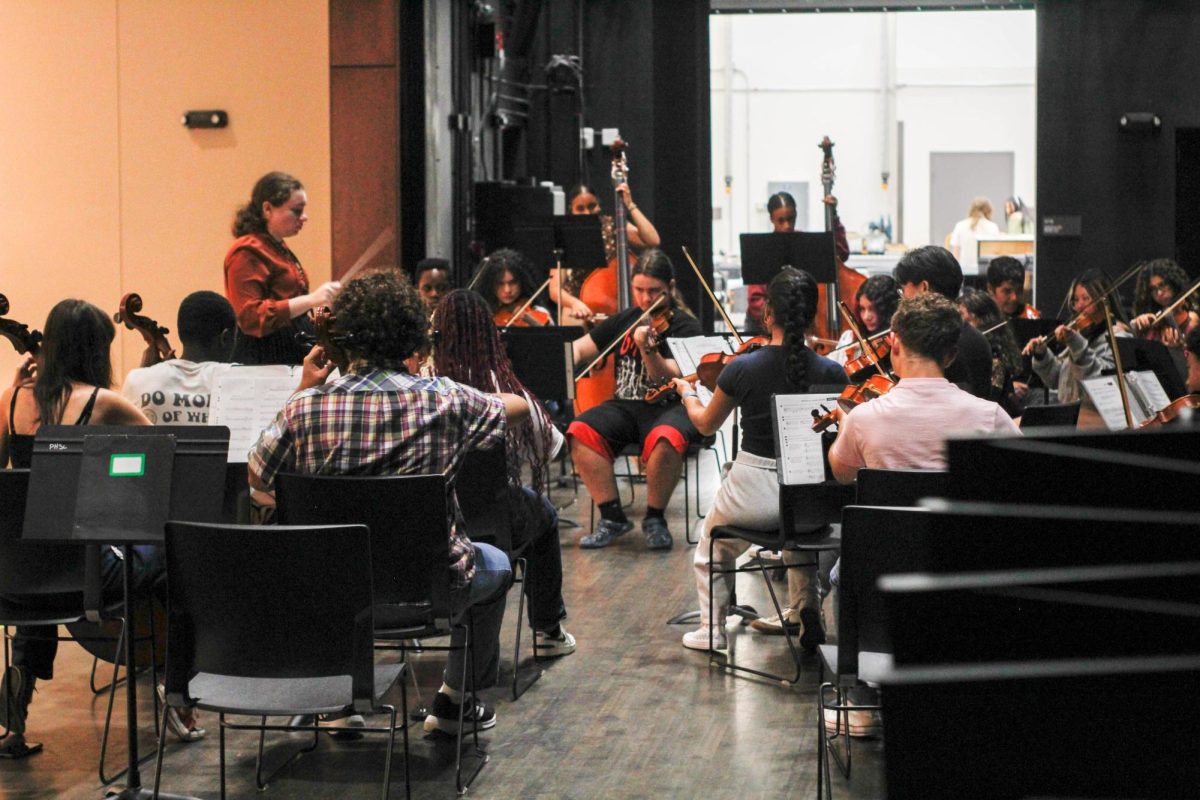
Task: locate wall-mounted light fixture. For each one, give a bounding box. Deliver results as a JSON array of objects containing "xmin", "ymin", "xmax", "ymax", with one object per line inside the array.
[
  {"xmin": 1119, "ymin": 112, "xmax": 1161, "ymax": 135},
  {"xmin": 182, "ymin": 110, "xmax": 228, "ymax": 129}
]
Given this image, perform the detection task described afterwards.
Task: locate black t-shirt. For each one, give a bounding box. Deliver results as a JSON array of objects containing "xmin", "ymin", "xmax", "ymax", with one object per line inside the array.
[
  {"xmin": 717, "ymin": 345, "xmax": 848, "ymax": 457},
  {"xmin": 588, "ymin": 306, "xmax": 703, "ymax": 400},
  {"xmin": 946, "ymin": 321, "xmax": 994, "ymax": 399}
]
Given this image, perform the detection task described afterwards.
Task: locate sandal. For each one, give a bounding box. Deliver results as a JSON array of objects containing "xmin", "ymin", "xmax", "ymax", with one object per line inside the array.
[{"xmin": 157, "ymin": 683, "xmax": 206, "ymax": 742}]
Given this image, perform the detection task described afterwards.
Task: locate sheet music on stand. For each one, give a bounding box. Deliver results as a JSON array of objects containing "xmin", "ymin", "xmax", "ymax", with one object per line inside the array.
[
  {"xmin": 771, "ymin": 392, "xmax": 843, "ymax": 485},
  {"xmin": 667, "ymin": 335, "xmax": 735, "ymax": 404},
  {"xmin": 210, "ymin": 364, "xmax": 320, "ymax": 462},
  {"xmin": 1080, "ymin": 370, "xmax": 1171, "ymax": 429}
]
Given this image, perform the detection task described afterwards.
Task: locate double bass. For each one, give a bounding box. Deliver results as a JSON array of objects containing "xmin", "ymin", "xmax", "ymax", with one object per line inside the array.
[
  {"xmin": 811, "ymin": 137, "xmax": 868, "ymax": 355},
  {"xmin": 574, "ymin": 139, "xmax": 636, "ymax": 413}
]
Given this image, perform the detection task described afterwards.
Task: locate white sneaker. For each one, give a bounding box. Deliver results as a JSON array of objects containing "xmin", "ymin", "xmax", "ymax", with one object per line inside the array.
[
  {"xmin": 682, "ymin": 626, "xmax": 727, "ymax": 651},
  {"xmin": 823, "ymin": 702, "xmax": 882, "ymax": 738},
  {"xmin": 534, "ymin": 627, "xmax": 577, "ymax": 657}
]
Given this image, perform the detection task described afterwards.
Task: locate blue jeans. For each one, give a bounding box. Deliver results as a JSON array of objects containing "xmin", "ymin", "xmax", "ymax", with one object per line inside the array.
[{"xmin": 445, "ymin": 542, "xmax": 511, "ymax": 691}]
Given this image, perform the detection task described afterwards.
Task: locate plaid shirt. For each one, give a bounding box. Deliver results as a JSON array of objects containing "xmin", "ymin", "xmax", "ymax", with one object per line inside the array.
[{"xmin": 248, "ymin": 367, "xmax": 507, "ymax": 588}]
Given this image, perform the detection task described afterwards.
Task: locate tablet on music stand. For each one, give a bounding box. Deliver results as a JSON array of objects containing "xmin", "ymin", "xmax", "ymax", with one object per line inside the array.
[{"xmin": 740, "ymin": 231, "xmax": 837, "ymax": 285}]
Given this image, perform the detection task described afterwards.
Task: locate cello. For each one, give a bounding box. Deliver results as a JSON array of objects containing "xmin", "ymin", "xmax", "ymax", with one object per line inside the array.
[
  {"xmin": 812, "ymin": 137, "xmax": 868, "ymax": 355},
  {"xmin": 114, "ymin": 293, "xmax": 176, "ymax": 366},
  {"xmin": 574, "ymin": 139, "xmax": 635, "ymax": 413},
  {"xmin": 0, "ymin": 294, "xmax": 42, "ymax": 356}
]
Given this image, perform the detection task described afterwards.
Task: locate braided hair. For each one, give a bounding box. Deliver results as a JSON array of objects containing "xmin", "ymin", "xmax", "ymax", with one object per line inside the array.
[
  {"xmin": 766, "ymin": 267, "xmax": 818, "ymax": 391},
  {"xmin": 432, "ymin": 289, "xmax": 554, "ymax": 498}
]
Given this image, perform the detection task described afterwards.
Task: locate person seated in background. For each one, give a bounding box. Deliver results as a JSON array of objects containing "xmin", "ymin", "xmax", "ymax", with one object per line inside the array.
[
  {"xmin": 831, "ymin": 274, "xmax": 900, "ymax": 374},
  {"xmin": 431, "ymin": 289, "xmax": 575, "ymax": 655},
  {"xmin": 1186, "ymin": 327, "xmax": 1200, "ymax": 394},
  {"xmin": 414, "ymin": 257, "xmax": 453, "ymax": 318},
  {"xmin": 248, "ymin": 271, "xmax": 525, "ymax": 734},
  {"xmin": 986, "ymin": 255, "xmax": 1042, "ymax": 321},
  {"xmin": 825, "ymin": 293, "xmax": 1021, "ymax": 738},
  {"xmin": 1023, "ymin": 268, "xmax": 1131, "ymax": 404},
  {"xmin": 0, "ymin": 300, "xmax": 205, "ymax": 757},
  {"xmin": 1130, "ymin": 258, "xmax": 1200, "ymax": 347},
  {"xmin": 471, "ymin": 249, "xmax": 552, "ymax": 327},
  {"xmin": 893, "ymin": 246, "xmax": 993, "ymax": 399},
  {"xmin": 567, "ymin": 249, "xmax": 702, "ymax": 551},
  {"xmin": 120, "ymin": 291, "xmax": 236, "ymax": 425},
  {"xmin": 958, "ymin": 289, "xmax": 1026, "ymax": 416}
]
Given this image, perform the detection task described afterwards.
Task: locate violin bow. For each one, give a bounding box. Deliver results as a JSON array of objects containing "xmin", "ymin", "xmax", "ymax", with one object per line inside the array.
[
  {"xmin": 574, "ymin": 295, "xmax": 666, "ymax": 381},
  {"xmin": 837, "ymin": 300, "xmax": 889, "ymax": 379},
  {"xmin": 1150, "ymin": 275, "xmax": 1200, "ymax": 327},
  {"xmin": 979, "ymin": 319, "xmax": 1010, "ymax": 336},
  {"xmin": 681, "ymin": 246, "xmax": 743, "ymax": 347},
  {"xmin": 339, "ymin": 226, "xmax": 395, "ymax": 283},
  {"xmin": 501, "ymin": 278, "xmax": 553, "ymax": 330},
  {"xmin": 1035, "ymin": 263, "xmax": 1142, "ymax": 349},
  {"xmin": 828, "ymin": 327, "xmax": 890, "ymax": 354}
]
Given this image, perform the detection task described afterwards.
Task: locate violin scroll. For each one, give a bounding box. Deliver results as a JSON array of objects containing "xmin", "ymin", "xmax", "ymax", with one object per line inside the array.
[{"xmin": 0, "ymin": 293, "xmax": 43, "ymax": 356}]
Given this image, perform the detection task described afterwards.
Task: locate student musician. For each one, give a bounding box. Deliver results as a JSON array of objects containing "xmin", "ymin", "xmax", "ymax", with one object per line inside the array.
[
  {"xmin": 248, "ymin": 271, "xmax": 523, "ymax": 733},
  {"xmin": 673, "ymin": 268, "xmax": 847, "ymax": 651},
  {"xmin": 825, "ymin": 293, "xmax": 1021, "ymax": 737},
  {"xmin": 1130, "ymin": 258, "xmax": 1200, "ymax": 347},
  {"xmin": 958, "ymin": 289, "xmax": 1026, "ymax": 416},
  {"xmin": 1187, "ymin": 327, "xmax": 1200, "ymax": 394},
  {"xmin": 472, "ymin": 249, "xmax": 552, "ymax": 327},
  {"xmin": 1022, "ymin": 268, "xmax": 1131, "ymax": 404},
  {"xmin": 986, "ymin": 255, "xmax": 1042, "ymax": 321},
  {"xmin": 121, "ymin": 291, "xmax": 236, "ymax": 425},
  {"xmin": 567, "ymin": 249, "xmax": 701, "ymax": 550},
  {"xmin": 0, "ymin": 300, "xmax": 205, "ymax": 756},
  {"xmin": 744, "ymin": 191, "xmax": 852, "ymax": 336},
  {"xmin": 414, "ymin": 257, "xmax": 453, "ymax": 318},
  {"xmin": 431, "ymin": 289, "xmax": 575, "ymax": 656},
  {"xmin": 829, "ymin": 275, "xmax": 900, "ymax": 369},
  {"xmin": 549, "ymin": 182, "xmax": 661, "ymax": 323},
  {"xmin": 893, "ymin": 246, "xmax": 994, "ymax": 399},
  {"xmin": 224, "ymin": 171, "xmax": 341, "ymax": 365}
]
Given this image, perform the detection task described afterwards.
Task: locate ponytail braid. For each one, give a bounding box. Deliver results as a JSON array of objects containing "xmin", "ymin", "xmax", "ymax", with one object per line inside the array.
[{"xmin": 767, "ymin": 267, "xmax": 817, "ymax": 392}]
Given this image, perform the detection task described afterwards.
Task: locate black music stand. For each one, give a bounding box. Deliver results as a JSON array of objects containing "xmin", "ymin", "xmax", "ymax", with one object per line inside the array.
[
  {"xmin": 500, "ymin": 326, "xmax": 582, "ymax": 405},
  {"xmin": 24, "ymin": 425, "xmax": 228, "ymax": 800},
  {"xmin": 512, "ymin": 215, "xmax": 607, "ymax": 288},
  {"xmin": 740, "ymin": 232, "xmax": 836, "ymax": 285}
]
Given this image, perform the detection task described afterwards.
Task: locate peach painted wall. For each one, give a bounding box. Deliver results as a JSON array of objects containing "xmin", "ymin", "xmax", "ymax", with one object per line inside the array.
[{"xmin": 0, "ymin": 0, "xmax": 331, "ymax": 385}]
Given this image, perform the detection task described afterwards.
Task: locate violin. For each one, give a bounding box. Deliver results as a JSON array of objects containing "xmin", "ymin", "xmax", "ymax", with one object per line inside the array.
[
  {"xmin": 1140, "ymin": 394, "xmax": 1200, "ymax": 428},
  {"xmin": 643, "ymin": 335, "xmax": 769, "ymax": 404},
  {"xmin": 494, "ymin": 303, "xmax": 552, "ymax": 328},
  {"xmin": 810, "ymin": 374, "xmax": 895, "ymax": 433},
  {"xmin": 842, "ymin": 334, "xmax": 892, "ymax": 378},
  {"xmin": 0, "ymin": 294, "xmax": 42, "ymax": 355},
  {"xmin": 114, "ymin": 293, "xmax": 176, "ymax": 365}
]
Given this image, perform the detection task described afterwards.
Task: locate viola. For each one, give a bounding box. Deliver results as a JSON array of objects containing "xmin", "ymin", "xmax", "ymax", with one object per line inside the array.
[
  {"xmin": 643, "ymin": 336, "xmax": 769, "ymax": 404},
  {"xmin": 494, "ymin": 303, "xmax": 551, "ymax": 328},
  {"xmin": 0, "ymin": 293, "xmax": 42, "ymax": 355},
  {"xmin": 114, "ymin": 293, "xmax": 176, "ymax": 365},
  {"xmin": 1139, "ymin": 394, "xmax": 1200, "ymax": 428},
  {"xmin": 810, "ymin": 374, "xmax": 895, "ymax": 433}
]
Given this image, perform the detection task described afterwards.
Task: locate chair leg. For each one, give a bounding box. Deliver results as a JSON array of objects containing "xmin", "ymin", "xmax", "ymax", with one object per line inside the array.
[
  {"xmin": 219, "ymin": 713, "xmax": 227, "ymax": 800},
  {"xmin": 400, "ymin": 673, "xmax": 411, "ymax": 800},
  {"xmin": 1, "ymin": 631, "xmax": 11, "ymax": 741},
  {"xmin": 98, "ymin": 618, "xmax": 128, "ymax": 785},
  {"xmin": 152, "ymin": 692, "xmax": 170, "ymax": 799},
  {"xmin": 511, "ymin": 557, "xmax": 542, "ymax": 701},
  {"xmin": 89, "ymin": 653, "xmax": 126, "ymax": 695},
  {"xmin": 254, "ymin": 713, "xmax": 320, "ymax": 790},
  {"xmin": 757, "ymin": 558, "xmax": 805, "ymax": 686},
  {"xmin": 379, "ymin": 704, "xmax": 398, "ymax": 800},
  {"xmin": 455, "ymin": 613, "xmax": 488, "ymax": 795}
]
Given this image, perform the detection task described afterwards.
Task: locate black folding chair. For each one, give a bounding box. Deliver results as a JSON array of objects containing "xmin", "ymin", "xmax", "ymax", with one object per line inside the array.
[
  {"xmin": 455, "ymin": 445, "xmax": 544, "ymax": 700},
  {"xmin": 153, "ymin": 522, "xmax": 408, "ymax": 800},
  {"xmin": 274, "ymin": 472, "xmax": 490, "ymax": 793},
  {"xmin": 0, "ymin": 468, "xmax": 160, "ymax": 780}
]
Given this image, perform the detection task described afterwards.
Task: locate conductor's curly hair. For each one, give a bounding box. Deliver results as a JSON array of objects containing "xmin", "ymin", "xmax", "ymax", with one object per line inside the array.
[{"xmin": 332, "ymin": 270, "xmax": 428, "ymax": 367}]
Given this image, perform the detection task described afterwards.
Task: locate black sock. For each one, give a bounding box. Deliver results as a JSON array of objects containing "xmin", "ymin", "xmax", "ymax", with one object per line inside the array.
[
  {"xmin": 645, "ymin": 506, "xmax": 665, "ymax": 521},
  {"xmin": 598, "ymin": 499, "xmax": 628, "ymax": 524}
]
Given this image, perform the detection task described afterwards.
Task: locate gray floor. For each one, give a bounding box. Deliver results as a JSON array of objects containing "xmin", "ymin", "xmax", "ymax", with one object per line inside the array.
[{"xmin": 1, "ymin": 461, "xmax": 883, "ymax": 799}]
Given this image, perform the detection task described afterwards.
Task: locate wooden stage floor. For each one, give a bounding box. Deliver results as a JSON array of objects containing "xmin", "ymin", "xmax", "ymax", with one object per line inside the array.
[{"xmin": 0, "ymin": 463, "xmax": 883, "ymax": 799}]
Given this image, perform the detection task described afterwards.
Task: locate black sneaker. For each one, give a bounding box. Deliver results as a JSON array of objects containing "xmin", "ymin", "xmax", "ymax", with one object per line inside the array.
[
  {"xmin": 422, "ymin": 691, "xmax": 496, "ymax": 735},
  {"xmin": 0, "ymin": 666, "xmax": 34, "ymax": 737},
  {"xmin": 799, "ymin": 607, "xmax": 827, "ymax": 652}
]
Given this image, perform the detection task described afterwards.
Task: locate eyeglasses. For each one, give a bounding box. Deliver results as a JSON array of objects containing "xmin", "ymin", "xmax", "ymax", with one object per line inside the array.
[{"xmin": 1150, "ymin": 281, "xmax": 1171, "ymax": 294}]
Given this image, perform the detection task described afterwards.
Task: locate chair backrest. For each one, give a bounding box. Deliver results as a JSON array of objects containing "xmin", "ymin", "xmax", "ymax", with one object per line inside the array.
[
  {"xmin": 163, "ymin": 522, "xmax": 374, "ymax": 708},
  {"xmin": 881, "ymin": 655, "xmax": 1200, "ymax": 799},
  {"xmin": 274, "ymin": 473, "xmax": 452, "ymax": 619},
  {"xmin": 453, "ymin": 444, "xmax": 511, "ymax": 552},
  {"xmin": 881, "ymin": 561, "xmax": 1200, "ymax": 666},
  {"xmin": 945, "ymin": 435, "xmax": 1200, "ymax": 511},
  {"xmin": 0, "ymin": 469, "xmax": 92, "ymax": 600},
  {"xmin": 778, "ymin": 480, "xmax": 856, "ymax": 539},
  {"xmin": 855, "ymin": 468, "xmax": 949, "ymax": 507}
]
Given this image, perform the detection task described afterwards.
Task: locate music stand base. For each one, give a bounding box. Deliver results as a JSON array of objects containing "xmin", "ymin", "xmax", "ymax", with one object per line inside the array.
[
  {"xmin": 105, "ymin": 787, "xmax": 201, "ymax": 800},
  {"xmin": 667, "ymin": 605, "xmax": 759, "ymax": 625}
]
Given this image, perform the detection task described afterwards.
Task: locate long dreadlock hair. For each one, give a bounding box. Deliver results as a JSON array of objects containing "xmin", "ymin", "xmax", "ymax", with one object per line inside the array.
[{"xmin": 432, "ymin": 289, "xmax": 554, "ymax": 498}]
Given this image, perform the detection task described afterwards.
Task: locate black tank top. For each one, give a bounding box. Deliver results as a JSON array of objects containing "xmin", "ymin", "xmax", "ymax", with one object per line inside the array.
[{"xmin": 7, "ymin": 385, "xmax": 99, "ymax": 468}]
